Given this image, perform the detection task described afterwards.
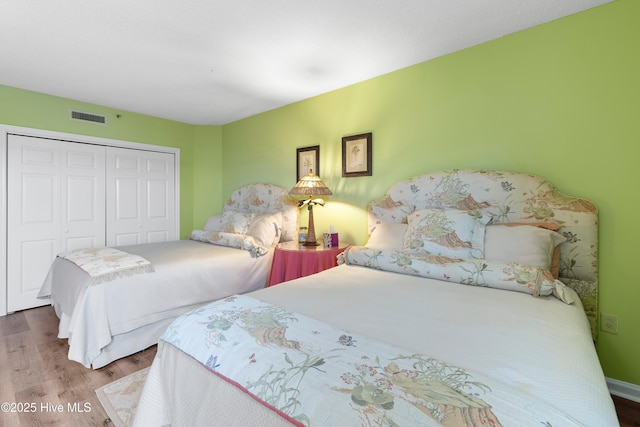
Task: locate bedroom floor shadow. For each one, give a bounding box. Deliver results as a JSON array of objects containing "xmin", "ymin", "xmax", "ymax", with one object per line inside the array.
[{"xmin": 0, "ymin": 305, "xmax": 637, "ymax": 426}]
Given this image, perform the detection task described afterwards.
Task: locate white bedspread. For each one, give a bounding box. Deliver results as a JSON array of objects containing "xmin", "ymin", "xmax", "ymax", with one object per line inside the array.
[
  {"xmin": 39, "ymin": 240, "xmax": 273, "ymax": 368},
  {"xmin": 134, "ymin": 264, "xmax": 618, "ymax": 426}
]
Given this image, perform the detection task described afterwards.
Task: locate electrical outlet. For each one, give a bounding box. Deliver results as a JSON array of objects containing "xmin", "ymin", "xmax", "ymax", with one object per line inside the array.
[{"xmin": 601, "ymin": 313, "xmax": 618, "ymax": 334}]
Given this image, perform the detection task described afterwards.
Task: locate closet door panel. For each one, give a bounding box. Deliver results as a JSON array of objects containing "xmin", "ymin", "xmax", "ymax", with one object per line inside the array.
[
  {"xmin": 146, "ymin": 230, "xmax": 169, "ymax": 242},
  {"xmin": 61, "ymin": 146, "xmax": 106, "ymax": 251},
  {"xmin": 143, "ymin": 153, "xmax": 175, "ymax": 242},
  {"xmin": 106, "ymin": 147, "xmax": 175, "ymax": 246},
  {"xmin": 7, "ymin": 135, "xmax": 105, "ymax": 312},
  {"xmin": 20, "ymin": 240, "xmax": 56, "ymax": 293},
  {"xmin": 65, "ymin": 174, "xmax": 104, "ymax": 250},
  {"xmin": 107, "ymin": 150, "xmax": 143, "ymax": 245},
  {"xmin": 147, "ymin": 179, "xmax": 168, "ymax": 218},
  {"xmin": 23, "ymin": 173, "xmax": 57, "ymax": 223},
  {"xmin": 115, "ymin": 178, "xmax": 141, "ymax": 219},
  {"xmin": 8, "ymin": 137, "xmax": 62, "ymax": 312}
]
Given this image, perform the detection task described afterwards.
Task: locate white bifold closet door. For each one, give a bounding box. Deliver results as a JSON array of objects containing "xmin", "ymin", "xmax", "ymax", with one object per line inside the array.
[
  {"xmin": 7, "ymin": 135, "xmax": 177, "ymax": 312},
  {"xmin": 106, "ymin": 147, "xmax": 176, "ymax": 246},
  {"xmin": 7, "ymin": 135, "xmax": 106, "ymax": 312}
]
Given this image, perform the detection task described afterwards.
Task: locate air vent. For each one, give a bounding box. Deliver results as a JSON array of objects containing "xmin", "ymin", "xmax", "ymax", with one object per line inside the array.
[{"xmin": 70, "ymin": 110, "xmax": 107, "ymax": 125}]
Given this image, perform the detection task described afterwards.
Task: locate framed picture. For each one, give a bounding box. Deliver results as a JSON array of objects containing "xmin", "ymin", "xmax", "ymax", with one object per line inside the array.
[
  {"xmin": 296, "ymin": 145, "xmax": 320, "ymax": 181},
  {"xmin": 342, "ymin": 132, "xmax": 372, "ymax": 177}
]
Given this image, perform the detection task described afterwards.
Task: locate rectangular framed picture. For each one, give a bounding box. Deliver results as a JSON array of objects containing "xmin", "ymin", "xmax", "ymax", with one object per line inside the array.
[
  {"xmin": 342, "ymin": 132, "xmax": 372, "ymax": 177},
  {"xmin": 296, "ymin": 145, "xmax": 320, "ymax": 181}
]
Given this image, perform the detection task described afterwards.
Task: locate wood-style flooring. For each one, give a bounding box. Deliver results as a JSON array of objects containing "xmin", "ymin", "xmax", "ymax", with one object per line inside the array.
[
  {"xmin": 1, "ymin": 305, "xmax": 639, "ymax": 426},
  {"xmin": 1, "ymin": 305, "xmax": 156, "ymax": 426}
]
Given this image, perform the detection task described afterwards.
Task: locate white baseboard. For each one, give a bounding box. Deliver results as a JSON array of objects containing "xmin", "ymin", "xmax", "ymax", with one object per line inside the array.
[{"xmin": 607, "ymin": 377, "xmax": 640, "ymax": 403}]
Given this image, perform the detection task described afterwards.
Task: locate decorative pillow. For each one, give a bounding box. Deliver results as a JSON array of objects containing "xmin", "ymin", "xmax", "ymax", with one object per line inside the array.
[
  {"xmin": 365, "ymin": 223, "xmax": 408, "ymax": 250},
  {"xmin": 484, "ymin": 225, "xmax": 566, "ymax": 277},
  {"xmin": 247, "ymin": 212, "xmax": 283, "ymax": 248},
  {"xmin": 220, "ymin": 210, "xmax": 256, "ymax": 235},
  {"xmin": 203, "ymin": 215, "xmax": 223, "ymax": 231},
  {"xmin": 339, "ymin": 246, "xmax": 575, "ymax": 304},
  {"xmin": 403, "ymin": 209, "xmax": 488, "ymax": 258},
  {"xmin": 189, "ymin": 230, "xmax": 271, "ymax": 257},
  {"xmin": 489, "ymin": 222, "xmax": 562, "ymax": 277}
]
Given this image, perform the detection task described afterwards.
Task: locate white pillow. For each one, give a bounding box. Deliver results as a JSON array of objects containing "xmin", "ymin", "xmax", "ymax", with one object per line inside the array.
[
  {"xmin": 247, "ymin": 212, "xmax": 283, "ymax": 248},
  {"xmin": 203, "ymin": 215, "xmax": 223, "ymax": 231},
  {"xmin": 484, "ymin": 225, "xmax": 566, "ymax": 271},
  {"xmin": 220, "ymin": 210, "xmax": 256, "ymax": 235},
  {"xmin": 403, "ymin": 208, "xmax": 488, "ymax": 258},
  {"xmin": 366, "ymin": 223, "xmax": 407, "ymax": 250}
]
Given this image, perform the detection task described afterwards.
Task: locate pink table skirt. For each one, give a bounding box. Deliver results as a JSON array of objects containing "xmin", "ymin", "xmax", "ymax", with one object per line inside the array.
[{"xmin": 268, "ymin": 243, "xmax": 348, "ymax": 286}]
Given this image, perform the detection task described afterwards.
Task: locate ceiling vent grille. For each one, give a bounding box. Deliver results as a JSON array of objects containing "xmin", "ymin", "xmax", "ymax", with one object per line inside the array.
[{"xmin": 70, "ymin": 110, "xmax": 107, "ymax": 125}]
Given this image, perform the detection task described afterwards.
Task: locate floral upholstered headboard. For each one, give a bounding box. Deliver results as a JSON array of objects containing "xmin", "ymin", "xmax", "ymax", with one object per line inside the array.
[
  {"xmin": 223, "ymin": 183, "xmax": 299, "ymax": 242},
  {"xmin": 368, "ymin": 169, "xmax": 599, "ymax": 338}
]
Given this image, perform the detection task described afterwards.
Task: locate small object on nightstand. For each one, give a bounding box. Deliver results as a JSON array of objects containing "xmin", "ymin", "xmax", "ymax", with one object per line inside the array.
[
  {"xmin": 298, "ymin": 227, "xmax": 308, "ymax": 243},
  {"xmin": 322, "ymin": 225, "xmax": 339, "ymax": 247},
  {"xmin": 328, "ymin": 225, "xmax": 339, "ymax": 247}
]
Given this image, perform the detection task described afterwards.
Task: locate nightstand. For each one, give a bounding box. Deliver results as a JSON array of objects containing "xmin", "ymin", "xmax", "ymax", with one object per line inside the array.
[{"xmin": 267, "ymin": 241, "xmax": 350, "ymax": 286}]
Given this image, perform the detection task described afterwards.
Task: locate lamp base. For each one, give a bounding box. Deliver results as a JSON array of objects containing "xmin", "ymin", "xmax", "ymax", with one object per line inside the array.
[{"xmin": 301, "ymin": 202, "xmax": 320, "ymax": 246}]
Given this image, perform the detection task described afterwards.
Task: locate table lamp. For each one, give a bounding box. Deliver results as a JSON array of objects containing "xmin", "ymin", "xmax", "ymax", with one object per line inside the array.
[{"xmin": 289, "ymin": 170, "xmax": 332, "ymax": 246}]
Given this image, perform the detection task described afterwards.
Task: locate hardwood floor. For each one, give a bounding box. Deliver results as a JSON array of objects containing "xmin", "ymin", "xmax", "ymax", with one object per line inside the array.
[
  {"xmin": 614, "ymin": 394, "xmax": 640, "ymax": 427},
  {"xmin": 1, "ymin": 305, "xmax": 156, "ymax": 426},
  {"xmin": 1, "ymin": 305, "xmax": 639, "ymax": 426}
]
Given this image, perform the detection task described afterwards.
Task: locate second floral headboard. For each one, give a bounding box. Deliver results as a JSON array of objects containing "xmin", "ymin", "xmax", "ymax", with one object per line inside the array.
[
  {"xmin": 224, "ymin": 183, "xmax": 299, "ymax": 242},
  {"xmin": 368, "ymin": 169, "xmax": 599, "ymax": 338}
]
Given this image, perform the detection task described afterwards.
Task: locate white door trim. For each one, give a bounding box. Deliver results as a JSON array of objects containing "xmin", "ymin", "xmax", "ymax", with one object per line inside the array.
[{"xmin": 0, "ymin": 124, "xmax": 181, "ymax": 316}]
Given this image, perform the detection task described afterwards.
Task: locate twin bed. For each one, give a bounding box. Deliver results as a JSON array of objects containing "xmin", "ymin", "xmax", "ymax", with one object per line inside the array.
[
  {"xmin": 131, "ymin": 170, "xmax": 619, "ymax": 426},
  {"xmin": 38, "ymin": 183, "xmax": 299, "ymax": 368}
]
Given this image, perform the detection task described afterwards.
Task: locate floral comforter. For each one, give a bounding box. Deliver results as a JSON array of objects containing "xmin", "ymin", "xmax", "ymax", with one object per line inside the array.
[{"xmin": 160, "ymin": 295, "xmax": 581, "ymax": 426}]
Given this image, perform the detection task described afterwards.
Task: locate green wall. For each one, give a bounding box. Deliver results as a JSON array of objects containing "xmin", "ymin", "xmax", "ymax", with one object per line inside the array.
[
  {"xmin": 1, "ymin": 0, "xmax": 637, "ymax": 388},
  {"xmin": 193, "ymin": 125, "xmax": 223, "ymax": 228},
  {"xmin": 221, "ymin": 0, "xmax": 640, "ymax": 386},
  {"xmin": 0, "ymin": 84, "xmax": 224, "ymax": 237}
]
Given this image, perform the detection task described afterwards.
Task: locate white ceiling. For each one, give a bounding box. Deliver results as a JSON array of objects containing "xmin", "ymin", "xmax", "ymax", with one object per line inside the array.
[{"xmin": 1, "ymin": 0, "xmax": 612, "ymax": 125}]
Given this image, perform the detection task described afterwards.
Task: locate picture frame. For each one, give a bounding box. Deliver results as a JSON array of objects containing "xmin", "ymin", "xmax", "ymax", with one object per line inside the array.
[
  {"xmin": 296, "ymin": 145, "xmax": 320, "ymax": 181},
  {"xmin": 342, "ymin": 132, "xmax": 372, "ymax": 177}
]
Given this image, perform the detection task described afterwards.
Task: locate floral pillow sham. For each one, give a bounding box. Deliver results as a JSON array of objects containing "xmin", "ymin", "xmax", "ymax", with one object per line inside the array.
[
  {"xmin": 191, "ymin": 212, "xmax": 283, "ymax": 257},
  {"xmin": 382, "ymin": 210, "xmax": 565, "ymax": 278},
  {"xmin": 200, "ymin": 211, "xmax": 257, "ymax": 234},
  {"xmin": 189, "ymin": 230, "xmax": 271, "ymax": 257},
  {"xmin": 402, "ymin": 209, "xmax": 488, "ymax": 259},
  {"xmin": 219, "ymin": 210, "xmax": 256, "ymax": 234}
]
